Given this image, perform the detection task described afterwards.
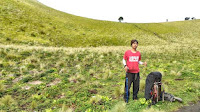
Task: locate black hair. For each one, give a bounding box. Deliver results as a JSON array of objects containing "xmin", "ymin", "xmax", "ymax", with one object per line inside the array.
[{"xmin": 131, "ymin": 39, "xmax": 138, "ymax": 46}]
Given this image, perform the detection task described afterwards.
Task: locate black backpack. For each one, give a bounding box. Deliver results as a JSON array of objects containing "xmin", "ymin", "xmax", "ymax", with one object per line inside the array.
[
  {"xmin": 145, "ymin": 72, "xmax": 164, "ymax": 104},
  {"xmin": 145, "ymin": 72, "xmax": 182, "ymax": 105}
]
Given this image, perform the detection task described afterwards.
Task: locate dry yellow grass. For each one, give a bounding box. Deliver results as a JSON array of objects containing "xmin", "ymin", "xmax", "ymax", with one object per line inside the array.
[{"xmin": 1, "ymin": 43, "xmax": 199, "ymax": 55}]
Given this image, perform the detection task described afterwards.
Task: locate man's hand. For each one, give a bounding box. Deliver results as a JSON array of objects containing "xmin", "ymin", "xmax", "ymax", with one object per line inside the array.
[
  {"xmin": 124, "ymin": 66, "xmax": 129, "ymax": 72},
  {"xmin": 143, "ymin": 62, "xmax": 147, "ymax": 66}
]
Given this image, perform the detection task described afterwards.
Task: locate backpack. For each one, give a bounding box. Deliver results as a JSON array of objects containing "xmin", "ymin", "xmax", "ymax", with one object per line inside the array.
[
  {"xmin": 144, "ymin": 72, "xmax": 164, "ymax": 104},
  {"xmin": 145, "ymin": 72, "xmax": 182, "ymax": 105}
]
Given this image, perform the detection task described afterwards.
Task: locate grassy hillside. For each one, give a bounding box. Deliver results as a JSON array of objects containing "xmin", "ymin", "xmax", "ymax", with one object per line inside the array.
[
  {"xmin": 1, "ymin": 0, "xmax": 200, "ymax": 47},
  {"xmin": 0, "ymin": 0, "xmax": 200, "ymax": 112},
  {"xmin": 0, "ymin": 44, "xmax": 199, "ymax": 112}
]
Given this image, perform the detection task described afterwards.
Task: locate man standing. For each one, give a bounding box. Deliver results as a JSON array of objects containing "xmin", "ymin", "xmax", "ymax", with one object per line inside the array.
[{"xmin": 123, "ymin": 39, "xmax": 147, "ymax": 103}]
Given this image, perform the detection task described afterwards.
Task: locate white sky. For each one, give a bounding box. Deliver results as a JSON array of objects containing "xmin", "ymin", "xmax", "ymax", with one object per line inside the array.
[{"xmin": 38, "ymin": 0, "xmax": 200, "ymax": 23}]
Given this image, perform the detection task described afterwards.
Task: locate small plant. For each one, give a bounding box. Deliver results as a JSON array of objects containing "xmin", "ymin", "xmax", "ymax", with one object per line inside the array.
[
  {"xmin": 89, "ymin": 95, "xmax": 111, "ymax": 105},
  {"xmin": 45, "ymin": 108, "xmax": 53, "ymax": 112},
  {"xmin": 85, "ymin": 108, "xmax": 92, "ymax": 112},
  {"xmin": 109, "ymin": 101, "xmax": 126, "ymax": 112},
  {"xmin": 68, "ymin": 73, "xmax": 85, "ymax": 83},
  {"xmin": 101, "ymin": 95, "xmax": 111, "ymax": 102},
  {"xmin": 114, "ymin": 85, "xmax": 124, "ymax": 98},
  {"xmin": 89, "ymin": 69, "xmax": 95, "ymax": 76},
  {"xmin": 114, "ymin": 88, "xmax": 122, "ymax": 98},
  {"xmin": 89, "ymin": 95, "xmax": 102, "ymax": 105},
  {"xmin": 103, "ymin": 69, "xmax": 113, "ymax": 80},
  {"xmin": 58, "ymin": 103, "xmax": 73, "ymax": 112},
  {"xmin": 32, "ymin": 94, "xmax": 42, "ymax": 100},
  {"xmin": 65, "ymin": 108, "xmax": 74, "ymax": 112},
  {"xmin": 0, "ymin": 82, "xmax": 5, "ymax": 93},
  {"xmin": 140, "ymin": 80, "xmax": 145, "ymax": 91},
  {"xmin": 30, "ymin": 100, "xmax": 37, "ymax": 110},
  {"xmin": 0, "ymin": 95, "xmax": 15, "ymax": 106},
  {"xmin": 58, "ymin": 103, "xmax": 66, "ymax": 112},
  {"xmin": 139, "ymin": 98, "xmax": 146, "ymax": 105},
  {"xmin": 21, "ymin": 75, "xmax": 32, "ymax": 83},
  {"xmin": 142, "ymin": 107, "xmax": 165, "ymax": 112}
]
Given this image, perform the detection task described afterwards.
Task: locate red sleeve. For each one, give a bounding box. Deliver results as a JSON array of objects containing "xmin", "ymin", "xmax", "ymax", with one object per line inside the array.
[{"xmin": 123, "ymin": 51, "xmax": 127, "ymax": 60}]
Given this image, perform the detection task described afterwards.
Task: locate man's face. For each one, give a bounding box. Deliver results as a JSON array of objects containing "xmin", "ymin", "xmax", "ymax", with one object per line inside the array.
[{"xmin": 131, "ymin": 42, "xmax": 138, "ymax": 49}]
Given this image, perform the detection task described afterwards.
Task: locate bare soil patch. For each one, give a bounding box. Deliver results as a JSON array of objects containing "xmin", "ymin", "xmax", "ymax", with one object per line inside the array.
[
  {"xmin": 28, "ymin": 80, "xmax": 43, "ymax": 85},
  {"xmin": 175, "ymin": 101, "xmax": 200, "ymax": 112}
]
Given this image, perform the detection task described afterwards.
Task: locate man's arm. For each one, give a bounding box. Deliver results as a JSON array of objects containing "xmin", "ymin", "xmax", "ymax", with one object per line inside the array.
[
  {"xmin": 139, "ymin": 61, "xmax": 147, "ymax": 66},
  {"xmin": 139, "ymin": 61, "xmax": 143, "ymax": 65},
  {"xmin": 123, "ymin": 58, "xmax": 129, "ymax": 72},
  {"xmin": 139, "ymin": 53, "xmax": 147, "ymax": 66},
  {"xmin": 123, "ymin": 58, "xmax": 126, "ymax": 67}
]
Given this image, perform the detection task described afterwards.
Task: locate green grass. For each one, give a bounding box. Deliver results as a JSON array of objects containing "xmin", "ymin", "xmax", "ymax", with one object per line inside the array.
[
  {"xmin": 0, "ymin": 45, "xmax": 199, "ymax": 111},
  {"xmin": 0, "ymin": 0, "xmax": 200, "ymax": 111},
  {"xmin": 1, "ymin": 0, "xmax": 200, "ymax": 47}
]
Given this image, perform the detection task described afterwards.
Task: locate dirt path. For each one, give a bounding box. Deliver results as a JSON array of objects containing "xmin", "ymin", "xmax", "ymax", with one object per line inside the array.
[{"xmin": 175, "ymin": 101, "xmax": 200, "ymax": 112}]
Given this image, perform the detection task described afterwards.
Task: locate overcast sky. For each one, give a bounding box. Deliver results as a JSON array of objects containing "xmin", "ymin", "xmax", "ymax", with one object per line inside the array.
[{"xmin": 38, "ymin": 0, "xmax": 200, "ymax": 23}]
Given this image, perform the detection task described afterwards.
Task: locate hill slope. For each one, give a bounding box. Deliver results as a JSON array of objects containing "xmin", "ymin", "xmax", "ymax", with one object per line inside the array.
[
  {"xmin": 1, "ymin": 0, "xmax": 200, "ymax": 47},
  {"xmin": 0, "ymin": 0, "xmax": 200, "ymax": 112}
]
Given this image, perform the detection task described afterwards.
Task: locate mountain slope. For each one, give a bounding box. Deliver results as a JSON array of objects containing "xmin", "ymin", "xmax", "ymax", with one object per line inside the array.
[{"xmin": 1, "ymin": 0, "xmax": 199, "ymax": 47}]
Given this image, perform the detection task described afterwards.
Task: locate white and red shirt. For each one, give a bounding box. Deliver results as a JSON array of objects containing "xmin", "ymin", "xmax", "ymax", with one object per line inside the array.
[{"xmin": 123, "ymin": 50, "xmax": 141, "ymax": 73}]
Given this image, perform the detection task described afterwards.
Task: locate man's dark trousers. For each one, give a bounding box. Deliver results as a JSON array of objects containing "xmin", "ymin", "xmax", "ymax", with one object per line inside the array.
[{"xmin": 124, "ymin": 72, "xmax": 140, "ymax": 102}]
